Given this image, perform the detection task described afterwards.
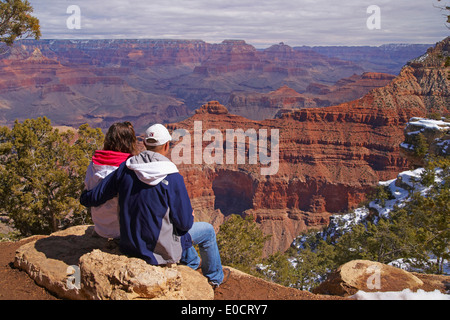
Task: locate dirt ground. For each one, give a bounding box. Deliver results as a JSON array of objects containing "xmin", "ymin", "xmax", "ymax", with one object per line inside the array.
[
  {"xmin": 0, "ymin": 237, "xmax": 344, "ymax": 301},
  {"xmin": 0, "ymin": 239, "xmax": 58, "ymax": 300},
  {"xmin": 1, "ymin": 238, "xmax": 447, "ymax": 301}
]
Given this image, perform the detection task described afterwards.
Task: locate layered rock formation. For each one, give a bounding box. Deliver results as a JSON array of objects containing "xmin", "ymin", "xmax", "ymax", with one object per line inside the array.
[
  {"xmin": 1, "ymin": 38, "xmax": 447, "ymax": 257},
  {"xmin": 302, "ymin": 43, "xmax": 433, "ymax": 75},
  {"xmin": 0, "ymin": 39, "xmax": 420, "ymax": 131},
  {"xmin": 168, "ymin": 37, "xmax": 449, "ymax": 256},
  {"xmin": 228, "ymin": 73, "xmax": 396, "ymax": 120},
  {"xmin": 0, "ymin": 46, "xmax": 188, "ymax": 131}
]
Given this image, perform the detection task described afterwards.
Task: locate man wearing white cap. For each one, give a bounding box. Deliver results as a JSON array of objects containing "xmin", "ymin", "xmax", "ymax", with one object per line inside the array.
[{"xmin": 81, "ymin": 123, "xmax": 225, "ymax": 287}]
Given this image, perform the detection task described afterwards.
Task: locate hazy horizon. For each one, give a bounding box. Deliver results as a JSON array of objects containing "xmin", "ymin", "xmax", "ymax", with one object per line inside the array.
[
  {"xmin": 18, "ymin": 37, "xmax": 440, "ymax": 50},
  {"xmin": 28, "ymin": 0, "xmax": 449, "ymax": 49}
]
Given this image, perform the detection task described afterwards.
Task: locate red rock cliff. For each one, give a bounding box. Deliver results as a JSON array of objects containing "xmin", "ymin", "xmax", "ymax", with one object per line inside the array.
[{"xmin": 168, "ymin": 37, "xmax": 449, "ymax": 255}]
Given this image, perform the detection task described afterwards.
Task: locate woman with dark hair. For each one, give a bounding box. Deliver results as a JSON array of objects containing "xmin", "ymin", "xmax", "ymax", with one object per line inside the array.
[{"xmin": 84, "ymin": 121, "xmax": 138, "ymax": 238}]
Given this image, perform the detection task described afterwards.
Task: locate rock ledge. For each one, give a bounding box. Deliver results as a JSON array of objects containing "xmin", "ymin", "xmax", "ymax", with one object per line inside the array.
[{"xmin": 14, "ymin": 225, "xmax": 213, "ymax": 300}]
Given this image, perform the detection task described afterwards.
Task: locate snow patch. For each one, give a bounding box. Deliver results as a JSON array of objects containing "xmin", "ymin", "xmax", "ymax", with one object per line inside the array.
[
  {"xmin": 408, "ymin": 117, "xmax": 450, "ymax": 131},
  {"xmin": 292, "ymin": 165, "xmax": 449, "ymax": 275},
  {"xmin": 351, "ymin": 289, "xmax": 450, "ymax": 300}
]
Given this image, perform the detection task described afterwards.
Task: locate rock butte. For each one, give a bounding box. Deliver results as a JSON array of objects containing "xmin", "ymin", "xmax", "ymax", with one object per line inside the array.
[
  {"xmin": 0, "ymin": 39, "xmax": 422, "ymax": 132},
  {"xmin": 1, "ymin": 38, "xmax": 448, "ymax": 256},
  {"xmin": 168, "ymin": 37, "xmax": 449, "ymax": 255}
]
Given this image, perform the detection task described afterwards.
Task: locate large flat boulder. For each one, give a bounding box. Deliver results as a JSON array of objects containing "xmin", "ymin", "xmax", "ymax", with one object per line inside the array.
[
  {"xmin": 14, "ymin": 225, "xmax": 213, "ymax": 300},
  {"xmin": 313, "ymin": 260, "xmax": 424, "ymax": 296}
]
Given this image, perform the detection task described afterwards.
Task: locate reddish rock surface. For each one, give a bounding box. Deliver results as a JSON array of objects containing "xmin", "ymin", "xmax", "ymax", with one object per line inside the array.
[
  {"xmin": 0, "ymin": 237, "xmax": 345, "ymax": 300},
  {"xmin": 0, "ymin": 38, "xmax": 448, "ymax": 256},
  {"xmin": 168, "ymin": 38, "xmax": 449, "ymax": 255},
  {"xmin": 0, "ymin": 47, "xmax": 188, "ymax": 131},
  {"xmin": 300, "ymin": 43, "xmax": 433, "ymax": 75},
  {"xmin": 228, "ymin": 73, "xmax": 396, "ymax": 120},
  {"xmin": 0, "ymin": 39, "xmax": 392, "ymax": 131},
  {"xmin": 1, "ymin": 238, "xmax": 447, "ymax": 301}
]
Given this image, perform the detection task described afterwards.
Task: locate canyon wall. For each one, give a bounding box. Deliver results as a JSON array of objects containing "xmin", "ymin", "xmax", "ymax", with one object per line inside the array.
[
  {"xmin": 169, "ymin": 37, "xmax": 449, "ymax": 255},
  {"xmin": 0, "ymin": 37, "xmax": 447, "ymax": 255},
  {"xmin": 301, "ymin": 43, "xmax": 433, "ymax": 75},
  {"xmin": 0, "ymin": 39, "xmax": 428, "ymax": 132},
  {"xmin": 227, "ymin": 73, "xmax": 396, "ymax": 120}
]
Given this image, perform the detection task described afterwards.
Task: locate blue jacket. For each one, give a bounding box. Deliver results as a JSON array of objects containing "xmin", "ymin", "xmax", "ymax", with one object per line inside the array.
[{"xmin": 80, "ymin": 151, "xmax": 194, "ymax": 265}]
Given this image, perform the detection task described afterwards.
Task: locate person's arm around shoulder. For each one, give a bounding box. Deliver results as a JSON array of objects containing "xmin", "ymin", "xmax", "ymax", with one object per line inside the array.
[
  {"xmin": 80, "ymin": 162, "xmax": 124, "ymax": 208},
  {"xmin": 166, "ymin": 173, "xmax": 194, "ymax": 234}
]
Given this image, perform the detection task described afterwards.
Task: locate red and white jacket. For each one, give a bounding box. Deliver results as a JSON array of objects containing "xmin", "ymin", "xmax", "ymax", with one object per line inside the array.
[{"xmin": 84, "ymin": 150, "xmax": 132, "ymax": 238}]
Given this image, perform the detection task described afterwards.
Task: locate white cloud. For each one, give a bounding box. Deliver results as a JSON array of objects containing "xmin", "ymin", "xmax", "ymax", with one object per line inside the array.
[{"xmin": 28, "ymin": 0, "xmax": 449, "ymax": 47}]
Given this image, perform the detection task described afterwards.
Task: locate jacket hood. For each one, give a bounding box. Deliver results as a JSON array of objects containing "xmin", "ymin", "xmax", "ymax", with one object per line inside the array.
[
  {"xmin": 92, "ymin": 150, "xmax": 132, "ymax": 167},
  {"xmin": 85, "ymin": 162, "xmax": 120, "ymax": 191},
  {"xmin": 126, "ymin": 151, "xmax": 178, "ymax": 186}
]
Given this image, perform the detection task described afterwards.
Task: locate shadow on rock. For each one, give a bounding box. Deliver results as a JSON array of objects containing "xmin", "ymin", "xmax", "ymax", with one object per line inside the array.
[{"xmin": 33, "ymin": 225, "xmax": 121, "ymax": 266}]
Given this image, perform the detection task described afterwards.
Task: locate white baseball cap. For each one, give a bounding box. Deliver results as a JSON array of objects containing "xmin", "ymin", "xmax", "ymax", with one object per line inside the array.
[{"xmin": 144, "ymin": 124, "xmax": 172, "ymax": 147}]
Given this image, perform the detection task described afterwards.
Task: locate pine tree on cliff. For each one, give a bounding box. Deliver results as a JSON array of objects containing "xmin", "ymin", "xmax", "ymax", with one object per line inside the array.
[
  {"xmin": 0, "ymin": 117, "xmax": 104, "ymax": 236},
  {"xmin": 413, "ymin": 133, "xmax": 429, "ymax": 158},
  {"xmin": 217, "ymin": 215, "xmax": 270, "ymax": 274},
  {"xmin": 0, "ymin": 0, "xmax": 40, "ymax": 45}
]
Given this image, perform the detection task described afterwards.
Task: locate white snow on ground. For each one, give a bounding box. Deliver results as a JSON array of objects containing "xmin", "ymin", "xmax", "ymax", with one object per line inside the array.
[
  {"xmin": 289, "ymin": 119, "xmax": 450, "ymax": 298},
  {"xmin": 437, "ymin": 139, "xmax": 450, "ymax": 155},
  {"xmin": 314, "ymin": 168, "xmax": 430, "ymax": 241},
  {"xmin": 369, "ymin": 168, "xmax": 427, "ymax": 218},
  {"xmin": 330, "ymin": 168, "xmax": 450, "ymax": 300},
  {"xmin": 404, "ymin": 117, "xmax": 450, "ymax": 155},
  {"xmin": 291, "ymin": 166, "xmax": 450, "ymax": 299},
  {"xmin": 351, "ymin": 289, "xmax": 450, "ymax": 300},
  {"xmin": 407, "ymin": 117, "xmax": 450, "ymax": 131}
]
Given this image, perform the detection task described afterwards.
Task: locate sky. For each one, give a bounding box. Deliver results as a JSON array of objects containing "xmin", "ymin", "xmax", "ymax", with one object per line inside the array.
[{"xmin": 28, "ymin": 0, "xmax": 449, "ymax": 48}]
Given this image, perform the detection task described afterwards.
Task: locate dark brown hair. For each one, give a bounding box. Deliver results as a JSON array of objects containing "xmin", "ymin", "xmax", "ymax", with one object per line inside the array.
[{"xmin": 103, "ymin": 121, "xmax": 138, "ymax": 155}]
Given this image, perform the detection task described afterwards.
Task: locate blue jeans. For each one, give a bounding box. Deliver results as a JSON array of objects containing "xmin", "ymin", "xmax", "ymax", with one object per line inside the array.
[{"xmin": 180, "ymin": 222, "xmax": 224, "ymax": 286}]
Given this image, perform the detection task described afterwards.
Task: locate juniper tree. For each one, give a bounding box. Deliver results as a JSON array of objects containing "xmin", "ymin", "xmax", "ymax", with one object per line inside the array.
[
  {"xmin": 0, "ymin": 117, "xmax": 103, "ymax": 236},
  {"xmin": 216, "ymin": 214, "xmax": 270, "ymax": 274},
  {"xmin": 0, "ymin": 0, "xmax": 40, "ymax": 45},
  {"xmin": 413, "ymin": 133, "xmax": 429, "ymax": 158}
]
